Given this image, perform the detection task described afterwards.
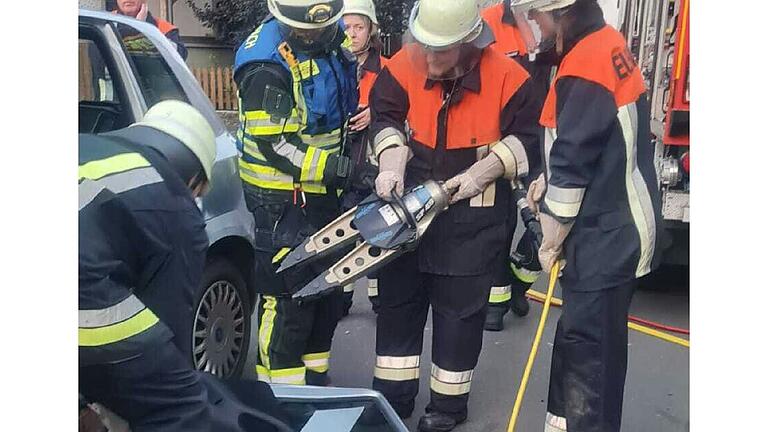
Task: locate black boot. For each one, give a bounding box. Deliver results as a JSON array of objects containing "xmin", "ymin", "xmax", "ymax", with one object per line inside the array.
[
  {"xmin": 509, "ymin": 285, "xmax": 530, "ymax": 317},
  {"xmin": 417, "ymin": 411, "xmax": 467, "ymax": 432},
  {"xmin": 484, "ymin": 304, "xmax": 508, "ymax": 331}
]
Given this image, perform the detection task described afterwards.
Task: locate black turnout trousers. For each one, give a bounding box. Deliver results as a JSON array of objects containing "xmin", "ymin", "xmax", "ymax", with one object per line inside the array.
[
  {"xmin": 546, "ymin": 280, "xmax": 637, "ymax": 432},
  {"xmin": 373, "ymin": 251, "xmax": 493, "ymax": 420}
]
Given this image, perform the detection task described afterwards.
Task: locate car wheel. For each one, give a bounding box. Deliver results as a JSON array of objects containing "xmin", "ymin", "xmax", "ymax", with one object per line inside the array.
[{"xmin": 193, "ymin": 257, "xmax": 251, "ymax": 378}]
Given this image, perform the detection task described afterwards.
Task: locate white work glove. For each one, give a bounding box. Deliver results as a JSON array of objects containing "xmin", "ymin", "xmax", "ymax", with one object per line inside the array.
[
  {"xmin": 538, "ymin": 212, "xmax": 573, "ymax": 273},
  {"xmin": 444, "ymin": 153, "xmax": 505, "ymax": 204},
  {"xmin": 375, "ymin": 146, "xmax": 411, "ymax": 201},
  {"xmin": 526, "ymin": 173, "xmax": 546, "ymax": 215}
]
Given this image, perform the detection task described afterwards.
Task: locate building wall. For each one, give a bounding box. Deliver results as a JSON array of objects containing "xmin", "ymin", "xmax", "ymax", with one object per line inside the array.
[{"xmin": 79, "ymin": 0, "xmax": 105, "ymax": 10}]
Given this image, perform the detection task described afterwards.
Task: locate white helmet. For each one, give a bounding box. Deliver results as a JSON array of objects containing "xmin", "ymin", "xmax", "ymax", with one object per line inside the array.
[
  {"xmin": 509, "ymin": 0, "xmax": 578, "ymax": 14},
  {"xmin": 343, "ymin": 0, "xmax": 378, "ymax": 26},
  {"xmin": 267, "ymin": 0, "xmax": 344, "ymax": 30},
  {"xmin": 409, "ymin": 0, "xmax": 484, "ymax": 49},
  {"xmin": 132, "ymin": 100, "xmax": 216, "ymax": 182}
]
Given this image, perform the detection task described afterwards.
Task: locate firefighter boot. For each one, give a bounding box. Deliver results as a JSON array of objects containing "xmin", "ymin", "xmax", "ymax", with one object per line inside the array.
[
  {"xmin": 509, "ymin": 284, "xmax": 530, "ymax": 317},
  {"xmin": 417, "ymin": 411, "xmax": 467, "ymax": 432},
  {"xmin": 484, "ymin": 303, "xmax": 509, "ymax": 331}
]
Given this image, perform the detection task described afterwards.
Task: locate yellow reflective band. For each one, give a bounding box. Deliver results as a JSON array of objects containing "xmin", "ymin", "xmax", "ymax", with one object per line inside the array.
[
  {"xmin": 430, "ymin": 376, "xmax": 472, "ymax": 395},
  {"xmin": 374, "ymin": 366, "xmax": 419, "ymax": 381},
  {"xmin": 511, "ymin": 264, "xmax": 540, "ymax": 284},
  {"xmin": 255, "ymin": 365, "xmax": 271, "ymax": 383},
  {"xmin": 301, "ymin": 146, "xmax": 317, "ymax": 182},
  {"xmin": 302, "ymin": 352, "xmax": 330, "ymax": 373},
  {"xmin": 270, "ymin": 366, "xmax": 306, "ymax": 385},
  {"xmin": 239, "ymin": 158, "xmax": 327, "ymax": 194},
  {"xmin": 376, "ymin": 355, "xmax": 420, "ymax": 369},
  {"xmin": 315, "ymin": 151, "xmax": 328, "ymax": 182},
  {"xmin": 431, "ymin": 365, "xmax": 473, "ymax": 383},
  {"xmin": 79, "ymin": 152, "xmax": 150, "ymax": 181},
  {"xmin": 255, "ymin": 365, "xmax": 306, "ymax": 385},
  {"xmin": 272, "ymin": 247, "xmax": 292, "ymax": 264},
  {"xmin": 258, "ymin": 296, "xmax": 278, "ymax": 370},
  {"xmin": 78, "ymin": 308, "xmax": 159, "ymax": 347},
  {"xmin": 489, "ymin": 292, "xmax": 512, "ymax": 304}
]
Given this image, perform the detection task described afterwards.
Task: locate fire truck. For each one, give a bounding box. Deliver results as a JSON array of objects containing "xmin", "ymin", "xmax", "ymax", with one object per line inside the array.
[{"xmin": 607, "ymin": 0, "xmax": 690, "ymax": 265}]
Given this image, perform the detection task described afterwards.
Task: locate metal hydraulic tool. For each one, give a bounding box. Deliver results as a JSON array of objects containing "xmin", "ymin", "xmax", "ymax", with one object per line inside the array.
[
  {"xmin": 278, "ymin": 179, "xmax": 544, "ymax": 301},
  {"xmin": 277, "ymin": 180, "xmax": 452, "ymax": 300}
]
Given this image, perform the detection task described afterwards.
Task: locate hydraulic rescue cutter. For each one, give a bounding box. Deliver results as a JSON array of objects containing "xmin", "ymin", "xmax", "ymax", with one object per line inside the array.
[
  {"xmin": 277, "ymin": 180, "xmax": 451, "ymax": 300},
  {"xmin": 278, "ymin": 180, "xmax": 543, "ymax": 300}
]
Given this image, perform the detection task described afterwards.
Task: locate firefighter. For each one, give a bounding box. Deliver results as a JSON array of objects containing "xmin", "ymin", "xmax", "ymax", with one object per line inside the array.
[
  {"xmin": 79, "ymin": 101, "xmax": 215, "ymax": 431},
  {"xmin": 340, "ymin": 0, "xmax": 388, "ymax": 316},
  {"xmin": 113, "ymin": 0, "xmax": 188, "ymax": 60},
  {"xmin": 233, "ymin": 0, "xmax": 359, "ymax": 386},
  {"xmin": 510, "ymin": 1, "xmax": 664, "ymax": 431},
  {"xmin": 368, "ymin": 0, "xmax": 541, "ymax": 430},
  {"xmin": 481, "ymin": 0, "xmax": 554, "ymax": 332}
]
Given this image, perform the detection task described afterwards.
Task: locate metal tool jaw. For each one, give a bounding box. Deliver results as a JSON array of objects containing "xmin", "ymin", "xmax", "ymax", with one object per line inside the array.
[{"xmin": 289, "ymin": 180, "xmax": 450, "ymax": 301}]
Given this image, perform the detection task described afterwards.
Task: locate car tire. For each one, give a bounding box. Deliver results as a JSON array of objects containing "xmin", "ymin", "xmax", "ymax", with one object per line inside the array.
[{"xmin": 192, "ymin": 257, "xmax": 251, "ymax": 378}]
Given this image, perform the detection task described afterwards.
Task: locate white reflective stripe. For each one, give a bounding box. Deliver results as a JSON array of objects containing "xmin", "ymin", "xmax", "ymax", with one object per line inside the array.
[
  {"xmin": 367, "ymin": 279, "xmax": 378, "ymax": 297},
  {"xmin": 497, "ymin": 135, "xmax": 530, "ymax": 179},
  {"xmin": 547, "ymin": 185, "xmax": 585, "ymax": 205},
  {"xmin": 79, "ymin": 167, "xmax": 163, "ymax": 211},
  {"xmin": 431, "ymin": 365, "xmax": 473, "ymax": 384},
  {"xmin": 374, "ymin": 366, "xmax": 420, "ymax": 381},
  {"xmin": 543, "ymin": 127, "xmax": 557, "ymax": 180},
  {"xmin": 376, "ymin": 355, "xmax": 420, "ymax": 369},
  {"xmin": 343, "ymin": 283, "xmax": 355, "ymax": 293},
  {"xmin": 430, "ymin": 377, "xmax": 472, "ymax": 395},
  {"xmin": 79, "ymin": 294, "xmax": 145, "ymax": 328},
  {"xmin": 300, "ymin": 130, "xmax": 341, "ymax": 147},
  {"xmin": 490, "ymin": 285, "xmax": 512, "ymax": 296},
  {"xmin": 274, "ymin": 138, "xmax": 307, "ymax": 168},
  {"xmin": 303, "ymin": 358, "xmax": 329, "ymax": 370},
  {"xmin": 544, "ymin": 185, "xmax": 585, "ymax": 218},
  {"xmin": 618, "ymin": 103, "xmax": 657, "ymax": 277},
  {"xmin": 373, "ymin": 127, "xmax": 406, "ymax": 157}
]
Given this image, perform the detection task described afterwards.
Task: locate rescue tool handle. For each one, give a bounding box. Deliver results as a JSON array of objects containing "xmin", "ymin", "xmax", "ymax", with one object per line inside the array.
[{"xmin": 391, "ymin": 187, "xmax": 418, "ymax": 230}]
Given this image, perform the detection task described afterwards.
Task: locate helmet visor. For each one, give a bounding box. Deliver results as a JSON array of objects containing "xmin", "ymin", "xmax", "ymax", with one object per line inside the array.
[
  {"xmin": 401, "ymin": 20, "xmax": 493, "ymax": 81},
  {"xmin": 278, "ymin": 22, "xmax": 339, "ymax": 54},
  {"xmin": 509, "ymin": 5, "xmax": 560, "ymax": 55}
]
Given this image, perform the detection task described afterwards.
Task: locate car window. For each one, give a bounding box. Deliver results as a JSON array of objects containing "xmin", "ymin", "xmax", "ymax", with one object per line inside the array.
[
  {"xmin": 114, "ymin": 22, "xmax": 189, "ymax": 108},
  {"xmin": 281, "ymin": 400, "xmax": 403, "ymax": 432},
  {"xmin": 79, "ymin": 38, "xmax": 117, "ymax": 103}
]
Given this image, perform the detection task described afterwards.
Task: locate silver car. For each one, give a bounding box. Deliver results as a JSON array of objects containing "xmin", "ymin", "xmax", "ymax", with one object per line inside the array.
[{"xmin": 79, "ymin": 9, "xmax": 255, "ymax": 378}]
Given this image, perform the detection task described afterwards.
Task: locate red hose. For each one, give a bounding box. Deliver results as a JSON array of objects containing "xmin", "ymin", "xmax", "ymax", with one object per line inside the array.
[{"xmin": 525, "ymin": 293, "xmax": 690, "ymax": 335}]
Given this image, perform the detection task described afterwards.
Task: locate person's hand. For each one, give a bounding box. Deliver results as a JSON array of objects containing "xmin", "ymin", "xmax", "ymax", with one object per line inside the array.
[
  {"xmin": 349, "ymin": 106, "xmax": 371, "ymax": 131},
  {"xmin": 444, "ymin": 153, "xmax": 505, "ymax": 204},
  {"xmin": 526, "ymin": 173, "xmax": 546, "ymax": 215},
  {"xmin": 136, "ymin": 3, "xmax": 148, "ymax": 21},
  {"xmin": 538, "ymin": 212, "xmax": 572, "ymax": 273},
  {"xmin": 375, "ymin": 146, "xmax": 411, "ymax": 201}
]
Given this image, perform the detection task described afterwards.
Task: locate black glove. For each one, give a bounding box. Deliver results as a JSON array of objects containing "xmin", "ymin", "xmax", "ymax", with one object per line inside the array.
[{"xmin": 512, "ymin": 227, "xmax": 543, "ymax": 272}]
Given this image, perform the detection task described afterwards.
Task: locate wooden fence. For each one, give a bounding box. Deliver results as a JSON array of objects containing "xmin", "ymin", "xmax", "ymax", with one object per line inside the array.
[{"xmin": 192, "ymin": 66, "xmax": 238, "ymax": 111}]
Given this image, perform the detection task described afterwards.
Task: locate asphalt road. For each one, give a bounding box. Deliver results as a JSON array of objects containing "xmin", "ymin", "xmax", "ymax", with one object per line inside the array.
[{"xmin": 244, "ymin": 265, "xmax": 689, "ymax": 432}]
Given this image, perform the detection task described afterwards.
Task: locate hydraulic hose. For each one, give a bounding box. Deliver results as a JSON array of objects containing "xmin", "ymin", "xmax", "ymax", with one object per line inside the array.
[
  {"xmin": 524, "ymin": 290, "xmax": 690, "ymax": 348},
  {"xmin": 506, "ymin": 261, "xmax": 560, "ymax": 432}
]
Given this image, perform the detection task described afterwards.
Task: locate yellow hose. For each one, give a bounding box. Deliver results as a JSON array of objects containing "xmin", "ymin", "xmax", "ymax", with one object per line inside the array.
[
  {"xmin": 506, "ymin": 268, "xmax": 690, "ymax": 431},
  {"xmin": 524, "ymin": 290, "xmax": 690, "ymax": 348},
  {"xmin": 506, "ymin": 261, "xmax": 560, "ymax": 432}
]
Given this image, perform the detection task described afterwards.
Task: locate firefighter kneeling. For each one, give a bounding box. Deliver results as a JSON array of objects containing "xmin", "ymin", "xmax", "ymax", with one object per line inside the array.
[{"xmin": 367, "ymin": 0, "xmax": 541, "ymax": 430}]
